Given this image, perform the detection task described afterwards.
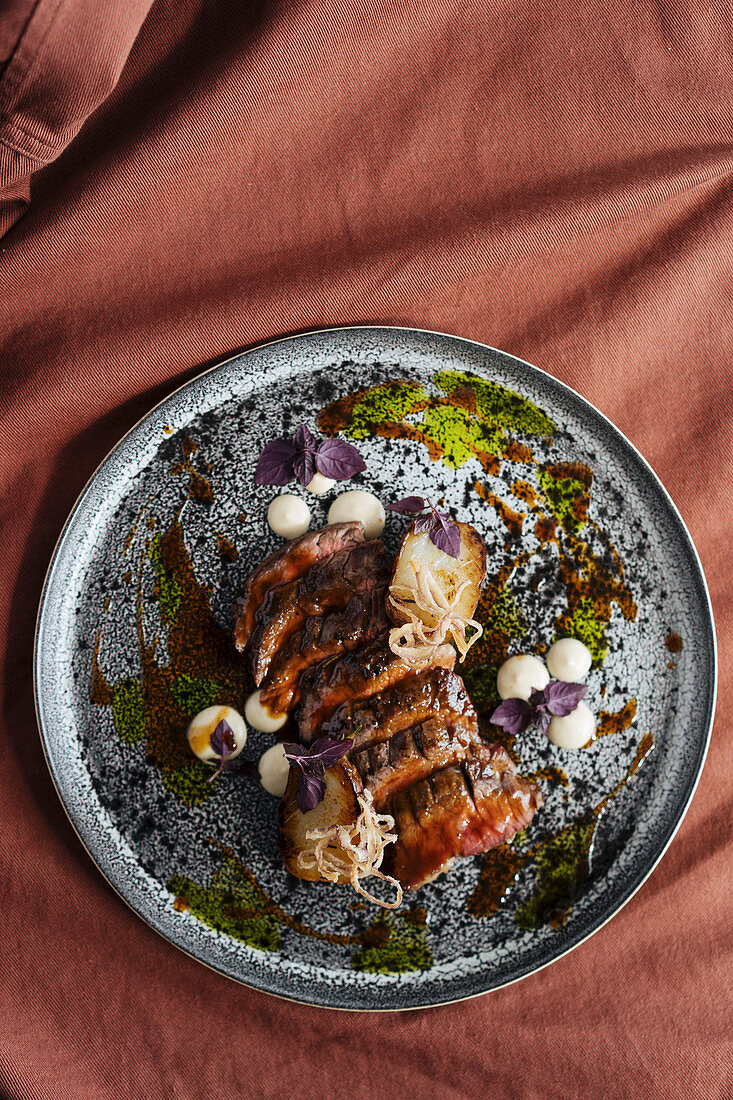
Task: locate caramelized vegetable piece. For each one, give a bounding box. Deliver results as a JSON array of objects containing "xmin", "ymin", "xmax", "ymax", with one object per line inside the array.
[
  {"xmin": 387, "ymin": 521, "xmax": 486, "ymax": 665},
  {"xmin": 279, "ymin": 760, "xmax": 361, "ymax": 882}
]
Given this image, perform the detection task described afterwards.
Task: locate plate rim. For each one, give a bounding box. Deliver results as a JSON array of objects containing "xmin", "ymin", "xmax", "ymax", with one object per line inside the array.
[{"xmin": 33, "ymin": 325, "xmax": 719, "ymax": 1010}]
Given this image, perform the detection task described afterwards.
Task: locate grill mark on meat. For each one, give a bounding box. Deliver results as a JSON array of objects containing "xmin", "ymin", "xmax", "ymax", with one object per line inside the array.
[
  {"xmin": 247, "ymin": 540, "xmax": 391, "ymax": 684},
  {"xmin": 322, "ymin": 668, "xmax": 478, "ymax": 751},
  {"xmin": 233, "ymin": 522, "xmax": 365, "ymax": 651},
  {"xmin": 351, "ymin": 715, "xmax": 483, "ymax": 808},
  {"xmin": 258, "ymin": 592, "xmax": 390, "ymax": 713},
  {"xmin": 386, "ymin": 745, "xmax": 542, "ymax": 890},
  {"xmin": 297, "ymin": 642, "xmax": 456, "ymax": 742}
]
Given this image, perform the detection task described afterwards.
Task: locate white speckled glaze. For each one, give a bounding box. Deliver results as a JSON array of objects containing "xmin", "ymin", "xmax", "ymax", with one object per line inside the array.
[{"xmin": 34, "ymin": 327, "xmax": 716, "ymax": 1010}]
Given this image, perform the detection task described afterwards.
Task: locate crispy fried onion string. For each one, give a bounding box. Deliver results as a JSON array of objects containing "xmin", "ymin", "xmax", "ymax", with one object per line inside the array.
[
  {"xmin": 296, "ymin": 789, "xmax": 403, "ymax": 909},
  {"xmin": 388, "ymin": 560, "xmax": 483, "ymax": 667}
]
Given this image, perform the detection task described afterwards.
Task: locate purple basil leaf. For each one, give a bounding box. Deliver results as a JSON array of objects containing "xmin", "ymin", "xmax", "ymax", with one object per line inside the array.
[
  {"xmin": 529, "ymin": 688, "xmax": 549, "ymax": 709},
  {"xmin": 387, "ymin": 496, "xmax": 426, "ymax": 514},
  {"xmin": 543, "ymin": 680, "xmax": 588, "ymax": 716},
  {"xmin": 534, "ymin": 709, "xmax": 552, "ymax": 737},
  {"xmin": 296, "ymin": 770, "xmax": 326, "ymax": 813},
  {"xmin": 315, "ymin": 438, "xmax": 367, "ymax": 480},
  {"xmin": 309, "ymin": 735, "xmax": 353, "ymax": 766},
  {"xmin": 282, "ymin": 742, "xmax": 309, "ymax": 761},
  {"xmin": 490, "ymin": 698, "xmax": 533, "ymax": 737},
  {"xmin": 293, "ymin": 424, "xmax": 317, "ymax": 452},
  {"xmin": 209, "ymin": 719, "xmax": 235, "ymax": 758},
  {"xmin": 412, "ymin": 515, "xmax": 434, "ymax": 534},
  {"xmin": 429, "ymin": 516, "xmax": 461, "ymax": 558},
  {"xmin": 293, "ymin": 448, "xmax": 317, "ymax": 487},
  {"xmin": 255, "ymin": 439, "xmax": 298, "ymax": 485}
]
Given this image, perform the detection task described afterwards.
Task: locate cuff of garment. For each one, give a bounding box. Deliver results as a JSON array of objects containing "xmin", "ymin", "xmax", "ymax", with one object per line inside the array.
[{"xmin": 0, "ymin": 0, "xmax": 153, "ymax": 237}]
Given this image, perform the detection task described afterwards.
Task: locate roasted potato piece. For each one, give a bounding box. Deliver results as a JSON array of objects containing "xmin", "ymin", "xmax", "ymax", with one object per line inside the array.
[
  {"xmin": 279, "ymin": 759, "xmax": 363, "ymax": 881},
  {"xmin": 388, "ymin": 521, "xmax": 486, "ymax": 628}
]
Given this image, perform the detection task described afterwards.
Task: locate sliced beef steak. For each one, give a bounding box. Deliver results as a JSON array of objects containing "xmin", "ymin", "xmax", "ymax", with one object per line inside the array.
[
  {"xmin": 323, "ymin": 667, "xmax": 478, "ymax": 751},
  {"xmin": 297, "ymin": 642, "xmax": 456, "ymax": 742},
  {"xmin": 233, "ymin": 522, "xmax": 365, "ymax": 652},
  {"xmin": 386, "ymin": 744, "xmax": 542, "ymax": 890},
  {"xmin": 258, "ymin": 591, "xmax": 390, "ymax": 713},
  {"xmin": 247, "ymin": 540, "xmax": 391, "ymax": 685},
  {"xmin": 351, "ymin": 715, "xmax": 484, "ymax": 808}
]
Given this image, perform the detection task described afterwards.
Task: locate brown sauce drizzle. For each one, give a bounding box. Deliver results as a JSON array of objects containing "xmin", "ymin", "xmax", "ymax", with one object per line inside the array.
[
  {"xmin": 468, "ymin": 733, "xmax": 655, "ymax": 920},
  {"xmin": 595, "ymin": 698, "xmax": 637, "ymax": 740},
  {"xmin": 474, "ymin": 481, "xmax": 525, "ymax": 538},
  {"xmin": 503, "ymin": 439, "xmax": 534, "ymax": 464},
  {"xmin": 216, "ymin": 534, "xmax": 239, "ymax": 562},
  {"xmin": 666, "ymin": 631, "xmax": 683, "ymax": 653}
]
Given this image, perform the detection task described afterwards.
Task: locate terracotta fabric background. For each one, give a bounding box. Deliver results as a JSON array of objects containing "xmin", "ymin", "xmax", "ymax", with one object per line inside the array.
[{"xmin": 1, "ymin": 1, "xmax": 731, "ymax": 1096}]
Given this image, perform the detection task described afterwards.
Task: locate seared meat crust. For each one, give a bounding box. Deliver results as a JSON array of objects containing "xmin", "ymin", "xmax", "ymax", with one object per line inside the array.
[
  {"xmin": 386, "ymin": 744, "xmax": 542, "ymax": 890},
  {"xmin": 233, "ymin": 521, "xmax": 365, "ymax": 651},
  {"xmin": 247, "ymin": 540, "xmax": 390, "ymax": 685},
  {"xmin": 258, "ymin": 591, "xmax": 390, "ymax": 713},
  {"xmin": 322, "ymin": 668, "xmax": 478, "ymax": 751},
  {"xmin": 297, "ymin": 641, "xmax": 456, "ymax": 742},
  {"xmin": 351, "ymin": 715, "xmax": 483, "ymax": 808}
]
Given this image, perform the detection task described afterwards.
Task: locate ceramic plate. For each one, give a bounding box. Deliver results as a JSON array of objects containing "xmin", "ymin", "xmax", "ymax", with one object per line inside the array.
[{"xmin": 34, "ymin": 328, "xmax": 716, "ymax": 1010}]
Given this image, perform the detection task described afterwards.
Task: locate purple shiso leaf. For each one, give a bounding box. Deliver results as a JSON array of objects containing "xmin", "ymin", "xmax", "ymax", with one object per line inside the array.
[
  {"xmin": 209, "ymin": 719, "xmax": 235, "ymax": 758},
  {"xmin": 283, "ymin": 742, "xmax": 309, "ymax": 760},
  {"xmin": 315, "ymin": 438, "xmax": 367, "ymax": 480},
  {"xmin": 430, "ymin": 516, "xmax": 461, "ymax": 558},
  {"xmin": 490, "ymin": 698, "xmax": 533, "ymax": 737},
  {"xmin": 293, "ymin": 424, "xmax": 317, "ymax": 452},
  {"xmin": 255, "ymin": 438, "xmax": 298, "ymax": 485},
  {"xmin": 411, "ymin": 515, "xmax": 434, "ymax": 534},
  {"xmin": 535, "ymin": 709, "xmax": 552, "ymax": 737},
  {"xmin": 387, "ymin": 496, "xmax": 426, "ymax": 514},
  {"xmin": 293, "ymin": 448, "xmax": 317, "ymax": 487},
  {"xmin": 309, "ymin": 735, "xmax": 353, "ymax": 766},
  {"xmin": 543, "ymin": 680, "xmax": 588, "ymax": 716},
  {"xmin": 297, "ymin": 770, "xmax": 326, "ymax": 813}
]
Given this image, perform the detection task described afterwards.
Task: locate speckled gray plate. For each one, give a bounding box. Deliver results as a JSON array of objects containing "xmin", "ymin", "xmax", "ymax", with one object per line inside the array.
[{"xmin": 34, "ymin": 327, "xmax": 716, "ymax": 1010}]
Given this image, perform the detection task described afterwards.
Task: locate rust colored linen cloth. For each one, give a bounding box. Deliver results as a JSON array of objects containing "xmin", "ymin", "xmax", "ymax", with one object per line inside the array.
[{"xmin": 1, "ymin": 1, "xmax": 731, "ymax": 1097}]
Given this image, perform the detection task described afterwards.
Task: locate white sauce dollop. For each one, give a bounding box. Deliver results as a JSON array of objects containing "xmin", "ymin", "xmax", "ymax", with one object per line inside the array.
[
  {"xmin": 327, "ymin": 490, "xmax": 385, "ymax": 540},
  {"xmin": 258, "ymin": 742, "xmax": 290, "ymax": 797},
  {"xmin": 547, "ymin": 701, "xmax": 596, "ymax": 749},
  {"xmin": 546, "ymin": 638, "xmax": 592, "ymax": 682},
  {"xmin": 267, "ymin": 494, "xmax": 311, "ymax": 539},
  {"xmin": 245, "ymin": 690, "xmax": 288, "ymax": 733},
  {"xmin": 305, "ymin": 472, "xmax": 336, "ymax": 495},
  {"xmin": 496, "ymin": 654, "xmax": 549, "ymax": 701},
  {"xmin": 187, "ymin": 705, "xmax": 247, "ymax": 762}
]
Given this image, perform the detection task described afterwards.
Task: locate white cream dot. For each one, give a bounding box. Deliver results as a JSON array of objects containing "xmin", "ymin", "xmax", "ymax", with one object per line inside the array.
[
  {"xmin": 305, "ymin": 472, "xmax": 336, "ymax": 495},
  {"xmin": 546, "ymin": 638, "xmax": 592, "ymax": 682},
  {"xmin": 267, "ymin": 494, "xmax": 311, "ymax": 539},
  {"xmin": 496, "ymin": 654, "xmax": 549, "ymax": 701},
  {"xmin": 258, "ymin": 743, "xmax": 290, "ymax": 797},
  {"xmin": 327, "ymin": 490, "xmax": 385, "ymax": 540},
  {"xmin": 245, "ymin": 690, "xmax": 288, "ymax": 733},
  {"xmin": 547, "ymin": 701, "xmax": 596, "ymax": 749},
  {"xmin": 186, "ymin": 705, "xmax": 247, "ymax": 762}
]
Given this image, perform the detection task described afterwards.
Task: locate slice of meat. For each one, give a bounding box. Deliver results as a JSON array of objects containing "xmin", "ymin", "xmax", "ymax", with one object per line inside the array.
[
  {"xmin": 297, "ymin": 642, "xmax": 456, "ymax": 742},
  {"xmin": 386, "ymin": 745, "xmax": 542, "ymax": 890},
  {"xmin": 351, "ymin": 715, "xmax": 483, "ymax": 808},
  {"xmin": 233, "ymin": 522, "xmax": 365, "ymax": 651},
  {"xmin": 323, "ymin": 668, "xmax": 478, "ymax": 751},
  {"xmin": 459, "ymin": 744, "xmax": 542, "ymax": 855},
  {"xmin": 247, "ymin": 540, "xmax": 391, "ymax": 685},
  {"xmin": 258, "ymin": 591, "xmax": 390, "ymax": 713}
]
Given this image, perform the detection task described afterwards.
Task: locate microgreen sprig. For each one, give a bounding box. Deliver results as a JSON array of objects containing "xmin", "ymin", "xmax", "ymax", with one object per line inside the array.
[
  {"xmin": 490, "ymin": 681, "xmax": 588, "ymax": 737},
  {"xmin": 255, "ymin": 426, "xmax": 366, "ymax": 488},
  {"xmin": 387, "ymin": 496, "xmax": 461, "ymax": 558},
  {"xmin": 283, "ymin": 736, "xmax": 353, "ymax": 812}
]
